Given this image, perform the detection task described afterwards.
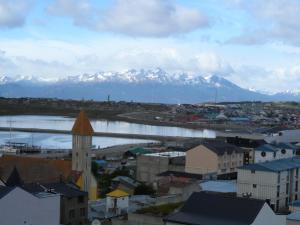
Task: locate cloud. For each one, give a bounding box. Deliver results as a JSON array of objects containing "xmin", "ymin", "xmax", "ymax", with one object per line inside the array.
[
  {"xmin": 47, "ymin": 0, "xmax": 209, "ymax": 37},
  {"xmin": 227, "ymin": 0, "xmax": 300, "ymax": 46},
  {"xmin": 0, "ymin": 0, "xmax": 32, "ymax": 28}
]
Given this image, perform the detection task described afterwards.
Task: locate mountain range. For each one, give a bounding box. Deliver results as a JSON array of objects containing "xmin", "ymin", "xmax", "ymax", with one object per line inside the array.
[{"xmin": 0, "ymin": 68, "xmax": 299, "ymax": 103}]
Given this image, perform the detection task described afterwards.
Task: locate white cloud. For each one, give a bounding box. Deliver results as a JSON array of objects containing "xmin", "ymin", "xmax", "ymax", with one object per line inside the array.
[
  {"xmin": 227, "ymin": 0, "xmax": 300, "ymax": 46},
  {"xmin": 47, "ymin": 0, "xmax": 209, "ymax": 37},
  {"xmin": 0, "ymin": 0, "xmax": 32, "ymax": 28}
]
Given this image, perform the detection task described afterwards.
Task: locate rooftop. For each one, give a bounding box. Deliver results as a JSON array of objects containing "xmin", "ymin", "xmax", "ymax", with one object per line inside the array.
[
  {"xmin": 164, "ymin": 192, "xmax": 265, "ymax": 225},
  {"xmin": 0, "ymin": 155, "xmax": 74, "ymax": 184},
  {"xmin": 239, "ymin": 156, "xmax": 300, "ymax": 172},
  {"xmin": 106, "ymin": 189, "xmax": 129, "ymax": 198},
  {"xmin": 72, "ymin": 110, "xmax": 94, "ymax": 136},
  {"xmin": 191, "ymin": 140, "xmax": 245, "ymax": 155},
  {"xmin": 23, "ymin": 182, "xmax": 87, "ymax": 198},
  {"xmin": 144, "ymin": 151, "xmax": 186, "ymax": 158}
]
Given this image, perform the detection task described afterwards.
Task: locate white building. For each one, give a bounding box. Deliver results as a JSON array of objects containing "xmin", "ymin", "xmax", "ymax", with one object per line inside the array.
[
  {"xmin": 0, "ymin": 186, "xmax": 60, "ymax": 225},
  {"xmin": 237, "ymin": 156, "xmax": 300, "ymax": 212},
  {"xmin": 106, "ymin": 189, "xmax": 129, "ymax": 216},
  {"xmin": 254, "ymin": 143, "xmax": 296, "ymax": 163}
]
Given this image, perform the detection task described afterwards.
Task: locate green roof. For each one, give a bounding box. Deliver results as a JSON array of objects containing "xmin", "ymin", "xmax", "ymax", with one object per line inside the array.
[{"xmin": 128, "ymin": 147, "xmax": 153, "ymax": 155}]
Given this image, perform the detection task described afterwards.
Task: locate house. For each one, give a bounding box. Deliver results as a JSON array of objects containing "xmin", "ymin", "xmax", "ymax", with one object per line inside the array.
[
  {"xmin": 185, "ymin": 140, "xmax": 245, "ymax": 176},
  {"xmin": 237, "ymin": 156, "xmax": 300, "ymax": 211},
  {"xmin": 23, "ymin": 182, "xmax": 88, "ymax": 225},
  {"xmin": 200, "ymin": 180, "xmax": 237, "ymax": 193},
  {"xmin": 164, "ymin": 192, "xmax": 285, "ymax": 225},
  {"xmin": 106, "ymin": 189, "xmax": 129, "ymax": 216},
  {"xmin": 254, "ymin": 143, "xmax": 296, "ymax": 163},
  {"xmin": 0, "ymin": 186, "xmax": 61, "ymax": 225},
  {"xmin": 136, "ymin": 152, "xmax": 186, "ymax": 184},
  {"xmin": 111, "ymin": 176, "xmax": 140, "ymax": 195}
]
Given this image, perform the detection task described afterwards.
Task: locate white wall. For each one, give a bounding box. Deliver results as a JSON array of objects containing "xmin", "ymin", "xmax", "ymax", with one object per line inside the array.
[
  {"xmin": 255, "ymin": 149, "xmax": 294, "ymax": 163},
  {"xmin": 252, "ymin": 203, "xmax": 285, "ymax": 225},
  {"xmin": 0, "ymin": 187, "xmax": 61, "ymax": 225}
]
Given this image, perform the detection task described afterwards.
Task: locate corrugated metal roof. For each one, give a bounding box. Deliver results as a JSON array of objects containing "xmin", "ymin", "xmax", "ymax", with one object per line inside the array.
[{"xmin": 239, "ymin": 156, "xmax": 300, "ymax": 172}]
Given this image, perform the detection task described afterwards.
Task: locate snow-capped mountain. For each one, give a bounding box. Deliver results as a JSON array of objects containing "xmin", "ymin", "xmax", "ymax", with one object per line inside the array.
[{"xmin": 0, "ymin": 69, "xmax": 299, "ymax": 103}]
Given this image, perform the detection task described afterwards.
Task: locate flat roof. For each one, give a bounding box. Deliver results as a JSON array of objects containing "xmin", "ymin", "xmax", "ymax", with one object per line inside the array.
[{"xmin": 144, "ymin": 151, "xmax": 186, "ymax": 158}]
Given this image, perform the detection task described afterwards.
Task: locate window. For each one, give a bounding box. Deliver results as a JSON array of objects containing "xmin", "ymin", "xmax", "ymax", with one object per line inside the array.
[
  {"xmin": 296, "ymin": 195, "xmax": 298, "ymax": 200},
  {"xmin": 273, "ymin": 152, "xmax": 277, "ymax": 158},
  {"xmin": 281, "ymin": 149, "xmax": 286, "ymax": 154},
  {"xmin": 80, "ymin": 208, "xmax": 86, "ymax": 217},
  {"xmin": 277, "ymin": 172, "xmax": 281, "ymax": 183},
  {"xmin": 251, "ymin": 170, "xmax": 255, "ymax": 174},
  {"xmin": 69, "ymin": 209, "xmax": 75, "ymax": 219},
  {"xmin": 253, "ymin": 184, "xmax": 257, "ymax": 188},
  {"xmin": 296, "ymin": 181, "xmax": 298, "ymax": 192},
  {"xmin": 296, "ymin": 169, "xmax": 299, "ymax": 178},
  {"xmin": 286, "ymin": 183, "xmax": 289, "ymax": 194},
  {"xmin": 78, "ymin": 196, "xmax": 84, "ymax": 203},
  {"xmin": 277, "ymin": 185, "xmax": 280, "ymax": 197},
  {"xmin": 261, "ymin": 152, "xmax": 266, "ymax": 157}
]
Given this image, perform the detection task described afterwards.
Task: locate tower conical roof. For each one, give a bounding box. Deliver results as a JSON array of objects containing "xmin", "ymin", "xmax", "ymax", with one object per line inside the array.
[{"xmin": 72, "ymin": 110, "xmax": 94, "ymax": 136}]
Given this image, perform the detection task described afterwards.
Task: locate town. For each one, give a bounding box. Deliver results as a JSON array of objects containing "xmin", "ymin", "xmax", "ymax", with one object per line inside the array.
[{"xmin": 0, "ymin": 98, "xmax": 299, "ymax": 225}]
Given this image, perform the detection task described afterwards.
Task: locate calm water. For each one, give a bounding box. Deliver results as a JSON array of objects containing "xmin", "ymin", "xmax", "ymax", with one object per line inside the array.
[
  {"xmin": 0, "ymin": 131, "xmax": 154, "ymax": 150},
  {"xmin": 0, "ymin": 115, "xmax": 216, "ymax": 149}
]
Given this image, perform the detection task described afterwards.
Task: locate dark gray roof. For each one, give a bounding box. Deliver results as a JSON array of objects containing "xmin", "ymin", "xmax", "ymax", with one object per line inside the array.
[
  {"xmin": 239, "ymin": 156, "xmax": 300, "ymax": 172},
  {"xmin": 164, "ymin": 192, "xmax": 265, "ymax": 225},
  {"xmin": 157, "ymin": 171, "xmax": 203, "ymax": 180},
  {"xmin": 199, "ymin": 140, "xmax": 245, "ymax": 155},
  {"xmin": 22, "ymin": 182, "xmax": 87, "ymax": 198}
]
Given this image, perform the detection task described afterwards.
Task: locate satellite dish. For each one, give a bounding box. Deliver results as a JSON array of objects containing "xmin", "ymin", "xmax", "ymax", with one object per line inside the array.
[{"xmin": 92, "ymin": 219, "xmax": 101, "ymax": 225}]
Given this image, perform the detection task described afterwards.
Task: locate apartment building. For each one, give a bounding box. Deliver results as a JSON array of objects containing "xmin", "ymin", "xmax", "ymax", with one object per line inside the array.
[
  {"xmin": 185, "ymin": 140, "xmax": 245, "ymax": 175},
  {"xmin": 237, "ymin": 156, "xmax": 300, "ymax": 212},
  {"xmin": 254, "ymin": 143, "xmax": 296, "ymax": 163},
  {"xmin": 136, "ymin": 151, "xmax": 185, "ymax": 184}
]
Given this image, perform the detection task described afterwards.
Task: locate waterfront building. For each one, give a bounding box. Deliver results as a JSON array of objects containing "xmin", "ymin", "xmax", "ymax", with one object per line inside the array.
[
  {"xmin": 185, "ymin": 140, "xmax": 245, "ymax": 176},
  {"xmin": 237, "ymin": 156, "xmax": 300, "ymax": 211}
]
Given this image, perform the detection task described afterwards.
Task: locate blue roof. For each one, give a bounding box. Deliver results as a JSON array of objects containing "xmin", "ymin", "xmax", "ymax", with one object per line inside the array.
[
  {"xmin": 287, "ymin": 212, "xmax": 300, "ymax": 221},
  {"xmin": 256, "ymin": 144, "xmax": 278, "ymax": 152},
  {"xmin": 239, "ymin": 156, "xmax": 300, "ymax": 172},
  {"xmin": 274, "ymin": 142, "xmax": 297, "ymax": 150},
  {"xmin": 289, "ymin": 200, "xmax": 300, "ymax": 207}
]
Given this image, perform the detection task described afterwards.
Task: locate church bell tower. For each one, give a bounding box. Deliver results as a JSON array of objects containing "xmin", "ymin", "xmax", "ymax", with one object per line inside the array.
[{"xmin": 71, "ymin": 110, "xmax": 94, "ymax": 192}]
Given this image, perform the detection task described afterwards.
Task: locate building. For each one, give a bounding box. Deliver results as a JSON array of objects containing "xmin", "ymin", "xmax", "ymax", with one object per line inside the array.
[
  {"xmin": 164, "ymin": 192, "xmax": 285, "ymax": 225},
  {"xmin": 72, "ymin": 110, "xmax": 98, "ymax": 200},
  {"xmin": 0, "ymin": 186, "xmax": 61, "ymax": 225},
  {"xmin": 185, "ymin": 140, "xmax": 245, "ymax": 176},
  {"xmin": 23, "ymin": 182, "xmax": 88, "ymax": 225},
  {"xmin": 237, "ymin": 156, "xmax": 300, "ymax": 211},
  {"xmin": 254, "ymin": 143, "xmax": 296, "ymax": 163},
  {"xmin": 0, "ymin": 155, "xmax": 79, "ymax": 184},
  {"xmin": 106, "ymin": 189, "xmax": 129, "ymax": 216},
  {"xmin": 136, "ymin": 151, "xmax": 186, "ymax": 184},
  {"xmin": 111, "ymin": 176, "xmax": 140, "ymax": 195}
]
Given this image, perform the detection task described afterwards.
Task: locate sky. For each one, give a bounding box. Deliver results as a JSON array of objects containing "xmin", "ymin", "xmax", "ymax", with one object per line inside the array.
[{"xmin": 0, "ymin": 0, "xmax": 300, "ymax": 93}]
